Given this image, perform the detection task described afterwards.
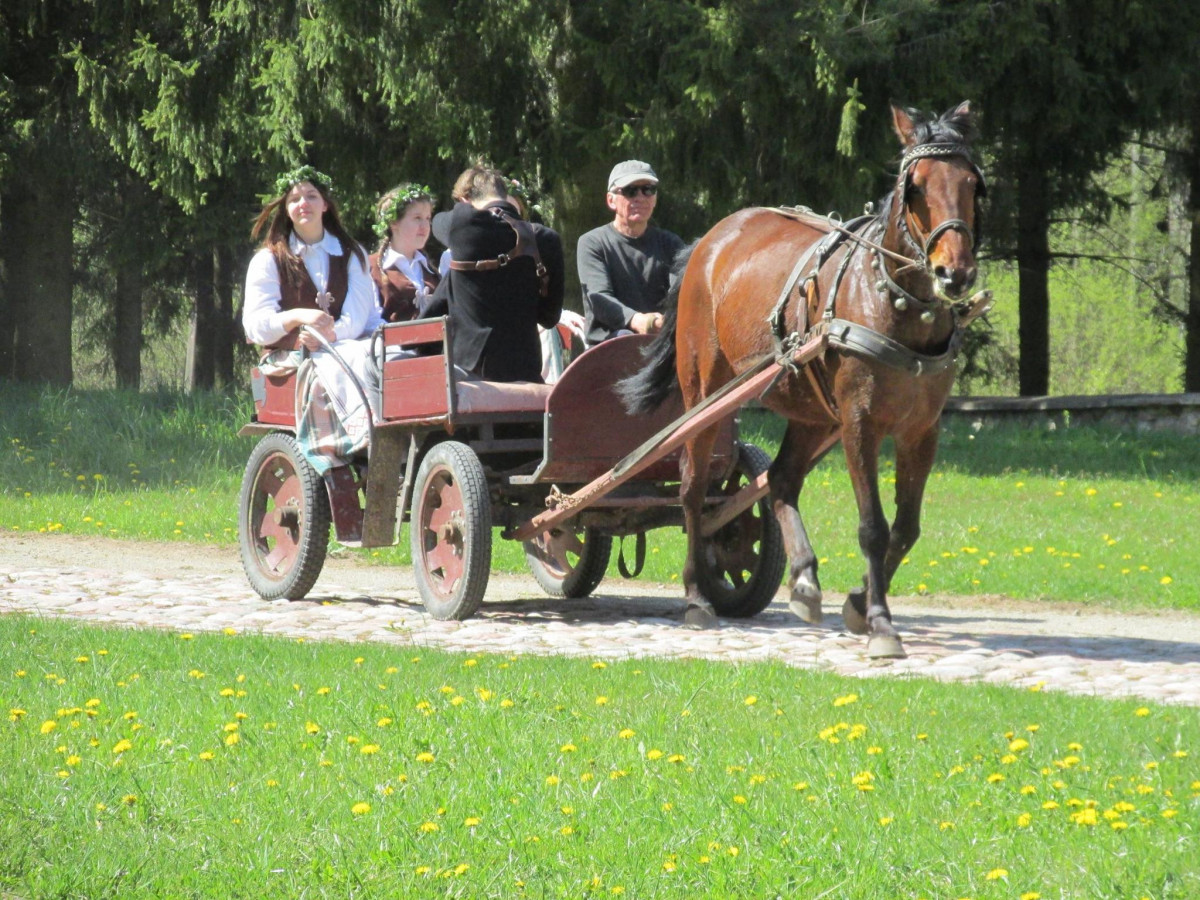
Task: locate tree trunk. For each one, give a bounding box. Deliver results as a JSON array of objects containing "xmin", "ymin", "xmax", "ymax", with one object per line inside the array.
[
  {"xmin": 0, "ymin": 193, "xmax": 12, "ymax": 379},
  {"xmin": 188, "ymin": 248, "xmax": 216, "ymax": 391},
  {"xmin": 1185, "ymin": 100, "xmax": 1200, "ymax": 392},
  {"xmin": 1017, "ymin": 165, "xmax": 1051, "ymax": 396},
  {"xmin": 1, "ymin": 145, "xmax": 75, "ymax": 385},
  {"xmin": 214, "ymin": 244, "xmax": 235, "ymax": 387},
  {"xmin": 113, "ymin": 265, "xmax": 144, "ymax": 390}
]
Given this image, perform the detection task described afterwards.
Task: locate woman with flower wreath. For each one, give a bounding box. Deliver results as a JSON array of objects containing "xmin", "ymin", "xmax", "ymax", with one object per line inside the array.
[
  {"xmin": 242, "ymin": 166, "xmax": 379, "ymax": 476},
  {"xmin": 369, "ymin": 183, "xmax": 440, "ymax": 323},
  {"xmin": 243, "ymin": 166, "xmax": 377, "ymax": 354}
]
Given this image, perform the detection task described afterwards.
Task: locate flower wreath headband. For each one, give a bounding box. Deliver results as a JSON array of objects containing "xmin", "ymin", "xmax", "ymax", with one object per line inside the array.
[
  {"xmin": 274, "ymin": 165, "xmax": 333, "ymax": 198},
  {"xmin": 374, "ymin": 184, "xmax": 435, "ymax": 238}
]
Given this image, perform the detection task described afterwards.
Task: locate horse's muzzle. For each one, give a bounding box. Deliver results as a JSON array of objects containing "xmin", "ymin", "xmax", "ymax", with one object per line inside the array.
[{"xmin": 933, "ymin": 263, "xmax": 977, "ymax": 300}]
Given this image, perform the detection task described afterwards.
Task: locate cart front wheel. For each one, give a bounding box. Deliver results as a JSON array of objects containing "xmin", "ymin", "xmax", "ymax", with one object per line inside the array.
[
  {"xmin": 410, "ymin": 441, "xmax": 492, "ymax": 620},
  {"xmin": 696, "ymin": 442, "xmax": 785, "ymax": 618},
  {"xmin": 524, "ymin": 526, "xmax": 612, "ymax": 599},
  {"xmin": 239, "ymin": 432, "xmax": 330, "ymax": 600}
]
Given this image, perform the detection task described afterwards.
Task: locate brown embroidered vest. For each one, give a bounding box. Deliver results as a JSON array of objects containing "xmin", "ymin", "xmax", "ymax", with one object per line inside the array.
[
  {"xmin": 267, "ymin": 251, "xmax": 350, "ymax": 350},
  {"xmin": 369, "ymin": 253, "xmax": 440, "ymax": 323}
]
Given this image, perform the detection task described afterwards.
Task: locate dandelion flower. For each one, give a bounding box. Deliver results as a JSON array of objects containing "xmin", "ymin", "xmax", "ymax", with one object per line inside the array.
[
  {"xmin": 985, "ymin": 868, "xmax": 1008, "ymax": 880},
  {"xmin": 833, "ymin": 693, "xmax": 858, "ymax": 707},
  {"xmin": 40, "ymin": 720, "xmax": 57, "ymax": 735},
  {"xmin": 416, "ymin": 752, "xmax": 435, "ymax": 763},
  {"xmin": 545, "ymin": 775, "xmax": 560, "ymax": 786},
  {"xmin": 646, "ymin": 749, "xmax": 663, "ymax": 760},
  {"xmin": 112, "ymin": 739, "xmax": 133, "ymax": 754},
  {"xmin": 361, "ymin": 744, "xmax": 380, "ymax": 755},
  {"xmin": 464, "ymin": 816, "xmax": 481, "ymax": 827},
  {"xmin": 351, "ymin": 802, "xmax": 371, "ymax": 816},
  {"xmin": 419, "ymin": 821, "xmax": 439, "ymax": 832},
  {"xmin": 618, "ymin": 728, "xmax": 635, "ymax": 739}
]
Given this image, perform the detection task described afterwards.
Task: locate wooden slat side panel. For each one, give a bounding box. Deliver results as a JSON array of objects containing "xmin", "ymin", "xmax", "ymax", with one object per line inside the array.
[
  {"xmin": 381, "ymin": 355, "xmax": 451, "ymax": 421},
  {"xmin": 254, "ymin": 367, "xmax": 297, "ymax": 426}
]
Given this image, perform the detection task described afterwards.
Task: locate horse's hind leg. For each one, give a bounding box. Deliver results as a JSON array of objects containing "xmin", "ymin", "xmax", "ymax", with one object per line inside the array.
[
  {"xmin": 840, "ymin": 418, "xmax": 906, "ymax": 659},
  {"xmin": 769, "ymin": 420, "xmax": 839, "ymax": 624},
  {"xmin": 680, "ymin": 425, "xmax": 721, "ymax": 628}
]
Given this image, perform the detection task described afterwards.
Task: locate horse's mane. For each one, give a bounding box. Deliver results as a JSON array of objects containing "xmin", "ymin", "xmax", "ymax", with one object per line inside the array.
[{"xmin": 902, "ymin": 105, "xmax": 976, "ymax": 146}]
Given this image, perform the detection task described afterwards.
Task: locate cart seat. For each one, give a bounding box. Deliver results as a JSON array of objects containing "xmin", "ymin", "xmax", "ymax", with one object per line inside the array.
[{"xmin": 455, "ymin": 379, "xmax": 551, "ymax": 416}]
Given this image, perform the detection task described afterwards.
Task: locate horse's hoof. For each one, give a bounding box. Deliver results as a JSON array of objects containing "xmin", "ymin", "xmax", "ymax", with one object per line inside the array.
[
  {"xmin": 842, "ymin": 592, "xmax": 869, "ymax": 635},
  {"xmin": 789, "ymin": 597, "xmax": 823, "ymax": 624},
  {"xmin": 867, "ymin": 634, "xmax": 906, "ymax": 660},
  {"xmin": 684, "ymin": 603, "xmax": 718, "ymax": 630}
]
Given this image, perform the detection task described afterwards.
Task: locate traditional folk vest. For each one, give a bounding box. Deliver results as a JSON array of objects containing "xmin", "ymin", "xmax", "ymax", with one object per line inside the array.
[
  {"xmin": 267, "ymin": 251, "xmax": 350, "ymax": 350},
  {"xmin": 369, "ymin": 253, "xmax": 440, "ymax": 323}
]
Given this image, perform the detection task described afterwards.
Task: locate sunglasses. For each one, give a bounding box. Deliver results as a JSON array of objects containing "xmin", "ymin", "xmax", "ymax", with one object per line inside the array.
[{"xmin": 614, "ymin": 184, "xmax": 658, "ymax": 198}]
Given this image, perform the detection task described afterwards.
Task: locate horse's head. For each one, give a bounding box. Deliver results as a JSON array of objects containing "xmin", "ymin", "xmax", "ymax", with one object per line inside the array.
[{"xmin": 890, "ymin": 101, "xmax": 985, "ymax": 302}]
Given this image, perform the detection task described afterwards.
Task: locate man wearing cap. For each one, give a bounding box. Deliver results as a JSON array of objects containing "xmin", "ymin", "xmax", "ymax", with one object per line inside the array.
[{"xmin": 577, "ymin": 160, "xmax": 685, "ymax": 346}]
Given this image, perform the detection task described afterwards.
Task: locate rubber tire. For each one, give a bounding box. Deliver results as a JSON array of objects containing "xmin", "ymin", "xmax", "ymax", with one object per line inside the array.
[
  {"xmin": 410, "ymin": 441, "xmax": 493, "ymax": 620},
  {"xmin": 238, "ymin": 432, "xmax": 331, "ymax": 601},
  {"xmin": 523, "ymin": 527, "xmax": 613, "ymax": 599},
  {"xmin": 696, "ymin": 441, "xmax": 786, "ymax": 618}
]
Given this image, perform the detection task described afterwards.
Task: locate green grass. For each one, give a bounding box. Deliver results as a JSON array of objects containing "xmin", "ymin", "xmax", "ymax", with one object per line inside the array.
[
  {"xmin": 2, "ymin": 381, "xmax": 1198, "ymax": 610},
  {"xmin": 2, "ymin": 615, "xmax": 1197, "ymax": 899}
]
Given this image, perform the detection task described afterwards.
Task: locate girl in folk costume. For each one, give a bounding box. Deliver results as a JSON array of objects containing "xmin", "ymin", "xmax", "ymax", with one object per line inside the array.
[
  {"xmin": 370, "ymin": 183, "xmax": 440, "ymax": 322},
  {"xmin": 242, "ymin": 166, "xmax": 379, "ymax": 476},
  {"xmin": 243, "ymin": 166, "xmax": 378, "ymax": 354}
]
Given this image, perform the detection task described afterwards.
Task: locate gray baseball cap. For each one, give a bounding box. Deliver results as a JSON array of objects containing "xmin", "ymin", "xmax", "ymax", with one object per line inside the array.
[{"xmin": 607, "ymin": 160, "xmax": 659, "ymax": 191}]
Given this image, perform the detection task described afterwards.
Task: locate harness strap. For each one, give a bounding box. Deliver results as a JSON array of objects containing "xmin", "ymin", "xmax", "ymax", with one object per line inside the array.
[
  {"xmin": 825, "ymin": 317, "xmax": 961, "ymax": 376},
  {"xmin": 447, "ymin": 208, "xmax": 550, "ymax": 297},
  {"xmin": 617, "ymin": 532, "xmax": 647, "ymax": 578}
]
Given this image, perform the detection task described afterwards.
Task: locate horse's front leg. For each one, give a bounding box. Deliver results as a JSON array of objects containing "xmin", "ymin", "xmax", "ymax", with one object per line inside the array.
[
  {"xmin": 840, "ymin": 418, "xmax": 906, "ymax": 659},
  {"xmin": 770, "ymin": 420, "xmax": 839, "ymax": 624},
  {"xmin": 881, "ymin": 425, "xmax": 941, "ymax": 588},
  {"xmin": 679, "ymin": 426, "xmax": 720, "ymax": 628}
]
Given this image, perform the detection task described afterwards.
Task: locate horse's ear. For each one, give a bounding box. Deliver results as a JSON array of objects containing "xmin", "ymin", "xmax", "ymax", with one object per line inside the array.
[
  {"xmin": 891, "ymin": 105, "xmax": 916, "ymax": 146},
  {"xmin": 952, "ymin": 100, "xmax": 973, "ymax": 119}
]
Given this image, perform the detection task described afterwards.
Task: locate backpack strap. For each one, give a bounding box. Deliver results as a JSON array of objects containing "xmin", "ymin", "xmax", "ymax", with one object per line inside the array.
[{"xmin": 447, "ymin": 208, "xmax": 550, "ymax": 297}]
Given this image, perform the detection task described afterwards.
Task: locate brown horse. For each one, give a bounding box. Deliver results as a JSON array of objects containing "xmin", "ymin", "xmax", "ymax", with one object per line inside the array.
[{"xmin": 620, "ymin": 102, "xmax": 988, "ymax": 658}]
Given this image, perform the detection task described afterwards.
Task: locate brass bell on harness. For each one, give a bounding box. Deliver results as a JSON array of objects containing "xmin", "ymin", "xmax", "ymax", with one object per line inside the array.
[
  {"xmin": 893, "ymin": 296, "xmax": 908, "ymax": 311},
  {"xmin": 920, "ymin": 310, "xmax": 935, "ymax": 324}
]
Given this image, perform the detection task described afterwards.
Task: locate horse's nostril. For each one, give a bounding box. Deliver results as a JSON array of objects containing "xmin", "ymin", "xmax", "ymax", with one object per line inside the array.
[{"xmin": 933, "ymin": 265, "xmax": 949, "ymax": 281}]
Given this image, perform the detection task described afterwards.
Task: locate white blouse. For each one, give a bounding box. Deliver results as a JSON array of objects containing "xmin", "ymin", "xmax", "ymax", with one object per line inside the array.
[
  {"xmin": 243, "ymin": 231, "xmax": 379, "ymax": 346},
  {"xmin": 380, "ymin": 247, "xmax": 434, "ymax": 294}
]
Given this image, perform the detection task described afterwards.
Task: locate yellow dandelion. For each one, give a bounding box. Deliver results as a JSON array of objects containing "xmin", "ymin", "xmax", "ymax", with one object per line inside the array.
[
  {"xmin": 595, "ymin": 696, "xmax": 608, "ymax": 705},
  {"xmin": 560, "ymin": 743, "xmax": 577, "ymax": 753},
  {"xmin": 419, "ymin": 821, "xmax": 439, "ymax": 832},
  {"xmin": 351, "ymin": 802, "xmax": 371, "ymax": 816},
  {"xmin": 500, "ymin": 699, "xmax": 514, "ymax": 708},
  {"xmin": 1020, "ymin": 893, "xmax": 1041, "ymax": 900},
  {"xmin": 646, "ymin": 749, "xmax": 663, "ymax": 760},
  {"xmin": 305, "ymin": 721, "xmax": 320, "ymax": 735},
  {"xmin": 1009, "ymin": 738, "xmax": 1029, "ymax": 752},
  {"xmin": 833, "ymin": 693, "xmax": 858, "ymax": 707},
  {"xmin": 618, "ymin": 728, "xmax": 635, "ymax": 739},
  {"xmin": 464, "ymin": 816, "xmax": 481, "ymax": 827},
  {"xmin": 112, "ymin": 739, "xmax": 133, "ymax": 754},
  {"xmin": 199, "ymin": 751, "xmax": 215, "ymax": 760},
  {"xmin": 985, "ymin": 868, "xmax": 1008, "ymax": 880},
  {"xmin": 224, "ymin": 733, "xmax": 239, "ymax": 747},
  {"xmin": 416, "ymin": 752, "xmax": 435, "ymax": 763},
  {"xmin": 545, "ymin": 775, "xmax": 560, "ymax": 786},
  {"xmin": 40, "ymin": 720, "xmax": 57, "ymax": 734},
  {"xmin": 733, "ymin": 795, "xmax": 747, "ymax": 805},
  {"xmin": 361, "ymin": 744, "xmax": 380, "ymax": 755}
]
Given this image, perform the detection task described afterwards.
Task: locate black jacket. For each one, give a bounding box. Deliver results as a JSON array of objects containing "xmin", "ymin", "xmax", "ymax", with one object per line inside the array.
[{"xmin": 421, "ymin": 200, "xmax": 564, "ymax": 382}]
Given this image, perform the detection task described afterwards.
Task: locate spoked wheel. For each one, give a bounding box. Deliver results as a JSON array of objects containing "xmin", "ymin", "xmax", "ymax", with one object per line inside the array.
[
  {"xmin": 696, "ymin": 442, "xmax": 786, "ymax": 618},
  {"xmin": 410, "ymin": 441, "xmax": 492, "ymax": 620},
  {"xmin": 524, "ymin": 525, "xmax": 612, "ymax": 599},
  {"xmin": 239, "ymin": 432, "xmax": 331, "ymax": 600}
]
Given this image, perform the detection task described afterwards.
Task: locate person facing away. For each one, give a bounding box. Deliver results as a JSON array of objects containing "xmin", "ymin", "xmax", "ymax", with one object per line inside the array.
[
  {"xmin": 369, "ymin": 183, "xmax": 440, "ymax": 323},
  {"xmin": 421, "ymin": 166, "xmax": 565, "ymax": 382},
  {"xmin": 576, "ymin": 159, "xmax": 684, "ymax": 346},
  {"xmin": 242, "ymin": 165, "xmax": 377, "ymax": 354}
]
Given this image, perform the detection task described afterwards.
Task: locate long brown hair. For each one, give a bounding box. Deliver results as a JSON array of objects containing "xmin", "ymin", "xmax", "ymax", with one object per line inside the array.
[{"xmin": 251, "ymin": 179, "xmax": 365, "ymax": 283}]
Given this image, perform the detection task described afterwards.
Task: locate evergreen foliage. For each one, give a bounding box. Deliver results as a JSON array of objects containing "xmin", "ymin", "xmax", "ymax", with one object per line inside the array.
[{"xmin": 0, "ymin": 0, "xmax": 1195, "ymax": 393}]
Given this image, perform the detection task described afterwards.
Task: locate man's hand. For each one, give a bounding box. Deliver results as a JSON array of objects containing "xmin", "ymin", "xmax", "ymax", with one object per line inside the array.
[{"xmin": 629, "ymin": 311, "xmax": 664, "ymax": 335}]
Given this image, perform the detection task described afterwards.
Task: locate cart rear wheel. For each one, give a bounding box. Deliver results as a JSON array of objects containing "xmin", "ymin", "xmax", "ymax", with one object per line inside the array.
[
  {"xmin": 696, "ymin": 441, "xmax": 785, "ymax": 618},
  {"xmin": 524, "ymin": 526, "xmax": 612, "ymax": 599},
  {"xmin": 410, "ymin": 441, "xmax": 492, "ymax": 620},
  {"xmin": 239, "ymin": 432, "xmax": 330, "ymax": 600}
]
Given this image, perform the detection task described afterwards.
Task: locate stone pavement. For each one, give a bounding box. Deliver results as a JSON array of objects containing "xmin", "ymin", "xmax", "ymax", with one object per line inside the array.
[{"xmin": 2, "ymin": 536, "xmax": 1198, "ymax": 708}]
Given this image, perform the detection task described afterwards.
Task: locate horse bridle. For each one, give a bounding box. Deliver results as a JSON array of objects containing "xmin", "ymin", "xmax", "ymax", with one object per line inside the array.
[{"xmin": 895, "ymin": 142, "xmax": 987, "ymax": 272}]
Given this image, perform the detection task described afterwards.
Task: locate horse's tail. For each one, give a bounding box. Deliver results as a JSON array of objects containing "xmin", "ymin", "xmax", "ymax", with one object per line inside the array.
[{"xmin": 616, "ymin": 241, "xmax": 696, "ymax": 415}]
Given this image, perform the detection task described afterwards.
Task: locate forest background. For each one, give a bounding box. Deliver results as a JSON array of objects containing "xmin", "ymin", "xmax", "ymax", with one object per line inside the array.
[{"xmin": 2, "ymin": 0, "xmax": 1199, "ymax": 397}]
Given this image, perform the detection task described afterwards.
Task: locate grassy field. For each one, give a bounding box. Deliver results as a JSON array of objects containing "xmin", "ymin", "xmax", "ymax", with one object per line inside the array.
[
  {"xmin": 1, "ymin": 381, "xmax": 1198, "ymax": 610},
  {"xmin": 2, "ymin": 614, "xmax": 1197, "ymax": 899}
]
